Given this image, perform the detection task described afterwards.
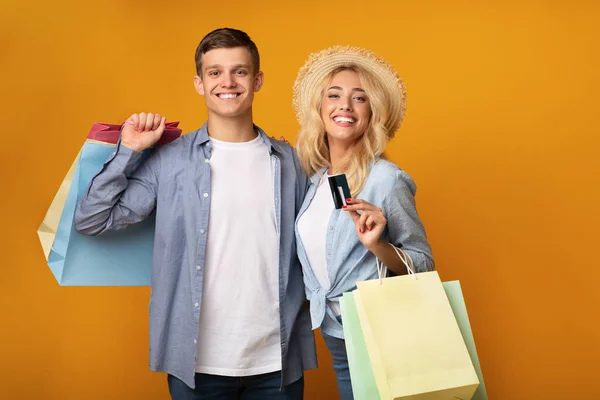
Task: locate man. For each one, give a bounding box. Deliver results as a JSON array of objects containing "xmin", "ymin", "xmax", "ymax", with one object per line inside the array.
[{"xmin": 74, "ymin": 28, "xmax": 316, "ymax": 399}]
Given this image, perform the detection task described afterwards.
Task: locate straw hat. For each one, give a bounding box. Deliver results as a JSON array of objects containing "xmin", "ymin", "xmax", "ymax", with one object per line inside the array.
[{"xmin": 292, "ymin": 45, "xmax": 406, "ymax": 137}]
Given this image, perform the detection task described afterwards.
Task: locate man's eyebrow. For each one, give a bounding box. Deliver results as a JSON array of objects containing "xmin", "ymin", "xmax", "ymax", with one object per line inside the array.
[
  {"xmin": 204, "ymin": 63, "xmax": 251, "ymax": 70},
  {"xmin": 204, "ymin": 64, "xmax": 222, "ymax": 70}
]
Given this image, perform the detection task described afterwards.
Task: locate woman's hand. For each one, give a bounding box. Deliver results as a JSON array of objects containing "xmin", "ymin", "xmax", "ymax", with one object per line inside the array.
[{"xmin": 342, "ymin": 198, "xmax": 387, "ymax": 250}]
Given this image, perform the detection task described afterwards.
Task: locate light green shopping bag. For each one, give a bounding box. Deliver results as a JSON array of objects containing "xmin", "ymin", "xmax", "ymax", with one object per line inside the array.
[
  {"xmin": 339, "ymin": 292, "xmax": 380, "ymax": 400},
  {"xmin": 443, "ymin": 281, "xmax": 488, "ymax": 400}
]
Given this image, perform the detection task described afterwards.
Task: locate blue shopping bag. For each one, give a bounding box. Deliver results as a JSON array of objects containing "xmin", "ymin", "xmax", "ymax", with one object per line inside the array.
[{"xmin": 38, "ymin": 122, "xmax": 182, "ymax": 286}]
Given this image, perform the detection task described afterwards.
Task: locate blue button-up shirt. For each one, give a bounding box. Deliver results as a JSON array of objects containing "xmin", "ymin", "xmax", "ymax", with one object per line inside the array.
[
  {"xmin": 295, "ymin": 159, "xmax": 435, "ymax": 339},
  {"xmin": 74, "ymin": 123, "xmax": 317, "ymax": 388}
]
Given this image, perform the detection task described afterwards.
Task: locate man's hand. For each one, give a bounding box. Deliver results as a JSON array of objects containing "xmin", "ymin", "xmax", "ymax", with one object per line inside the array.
[{"xmin": 121, "ymin": 112, "xmax": 166, "ymax": 152}]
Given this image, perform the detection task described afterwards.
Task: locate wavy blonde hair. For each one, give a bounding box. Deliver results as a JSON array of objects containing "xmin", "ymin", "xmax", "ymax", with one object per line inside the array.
[{"xmin": 296, "ymin": 65, "xmax": 392, "ymax": 197}]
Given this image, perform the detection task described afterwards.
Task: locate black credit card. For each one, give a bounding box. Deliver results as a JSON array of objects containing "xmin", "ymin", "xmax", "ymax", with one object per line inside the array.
[{"xmin": 328, "ymin": 174, "xmax": 351, "ymax": 209}]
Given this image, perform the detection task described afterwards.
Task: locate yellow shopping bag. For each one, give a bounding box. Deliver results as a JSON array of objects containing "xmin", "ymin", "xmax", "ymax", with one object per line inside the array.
[{"xmin": 354, "ymin": 267, "xmax": 480, "ymax": 399}]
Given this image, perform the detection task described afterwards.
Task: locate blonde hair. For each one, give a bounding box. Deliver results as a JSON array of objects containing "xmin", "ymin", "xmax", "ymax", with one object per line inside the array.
[{"xmin": 296, "ymin": 65, "xmax": 392, "ymax": 197}]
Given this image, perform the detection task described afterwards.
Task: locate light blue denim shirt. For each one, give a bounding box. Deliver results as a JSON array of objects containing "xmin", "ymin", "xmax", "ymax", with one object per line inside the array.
[
  {"xmin": 74, "ymin": 123, "xmax": 317, "ymax": 389},
  {"xmin": 295, "ymin": 159, "xmax": 435, "ymax": 339}
]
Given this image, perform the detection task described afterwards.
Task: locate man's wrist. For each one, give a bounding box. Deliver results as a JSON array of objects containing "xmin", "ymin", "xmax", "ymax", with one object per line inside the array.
[{"xmin": 121, "ymin": 141, "xmax": 146, "ymax": 153}]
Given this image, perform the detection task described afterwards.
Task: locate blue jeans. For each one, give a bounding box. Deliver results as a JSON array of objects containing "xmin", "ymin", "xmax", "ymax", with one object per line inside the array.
[
  {"xmin": 322, "ymin": 322, "xmax": 354, "ymax": 400},
  {"xmin": 167, "ymin": 371, "xmax": 304, "ymax": 400}
]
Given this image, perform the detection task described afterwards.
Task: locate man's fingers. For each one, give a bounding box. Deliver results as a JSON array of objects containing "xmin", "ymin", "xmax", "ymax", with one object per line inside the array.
[
  {"xmin": 125, "ymin": 113, "xmax": 140, "ymax": 131},
  {"xmin": 152, "ymin": 113, "xmax": 162, "ymax": 130},
  {"xmin": 145, "ymin": 113, "xmax": 155, "ymax": 131},
  {"xmin": 154, "ymin": 117, "xmax": 166, "ymax": 139},
  {"xmin": 138, "ymin": 113, "xmax": 147, "ymax": 131},
  {"xmin": 131, "ymin": 113, "xmax": 140, "ymax": 130}
]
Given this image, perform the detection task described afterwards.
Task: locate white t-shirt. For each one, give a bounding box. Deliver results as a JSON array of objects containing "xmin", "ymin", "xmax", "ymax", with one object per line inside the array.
[
  {"xmin": 297, "ymin": 174, "xmax": 341, "ymax": 315},
  {"xmin": 195, "ymin": 134, "xmax": 281, "ymax": 376}
]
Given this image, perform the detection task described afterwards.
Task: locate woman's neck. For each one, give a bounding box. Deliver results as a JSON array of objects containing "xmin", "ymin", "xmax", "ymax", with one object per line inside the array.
[{"xmin": 327, "ymin": 137, "xmax": 357, "ymax": 174}]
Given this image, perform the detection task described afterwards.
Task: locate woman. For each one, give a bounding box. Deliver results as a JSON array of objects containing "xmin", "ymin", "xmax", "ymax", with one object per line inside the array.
[{"xmin": 293, "ymin": 46, "xmax": 435, "ymax": 399}]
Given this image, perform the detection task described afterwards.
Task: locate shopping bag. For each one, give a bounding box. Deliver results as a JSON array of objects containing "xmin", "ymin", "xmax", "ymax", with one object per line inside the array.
[
  {"xmin": 340, "ymin": 291, "xmax": 381, "ymax": 400},
  {"xmin": 37, "ymin": 121, "xmax": 182, "ymax": 286},
  {"xmin": 443, "ymin": 281, "xmax": 488, "ymax": 400},
  {"xmin": 341, "ymin": 280, "xmax": 488, "ymax": 400},
  {"xmin": 354, "ymin": 270, "xmax": 480, "ymax": 399}
]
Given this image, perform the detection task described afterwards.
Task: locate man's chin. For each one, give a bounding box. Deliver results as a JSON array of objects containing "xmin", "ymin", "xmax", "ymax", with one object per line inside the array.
[{"xmin": 208, "ymin": 108, "xmax": 251, "ymax": 119}]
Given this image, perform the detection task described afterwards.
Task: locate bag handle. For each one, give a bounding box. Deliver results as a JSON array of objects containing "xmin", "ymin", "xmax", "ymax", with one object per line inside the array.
[{"xmin": 376, "ymin": 244, "xmax": 417, "ymax": 285}]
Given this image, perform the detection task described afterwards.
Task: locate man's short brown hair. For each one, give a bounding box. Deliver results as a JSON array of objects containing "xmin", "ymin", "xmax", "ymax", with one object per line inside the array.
[{"xmin": 195, "ymin": 28, "xmax": 260, "ymax": 76}]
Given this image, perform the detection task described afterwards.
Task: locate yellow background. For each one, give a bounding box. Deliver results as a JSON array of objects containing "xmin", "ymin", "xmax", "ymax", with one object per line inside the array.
[{"xmin": 1, "ymin": 0, "xmax": 598, "ymax": 399}]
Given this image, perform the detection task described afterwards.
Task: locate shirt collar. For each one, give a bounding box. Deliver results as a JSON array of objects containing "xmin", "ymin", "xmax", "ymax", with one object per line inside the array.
[
  {"xmin": 309, "ymin": 167, "xmax": 328, "ymax": 185},
  {"xmin": 193, "ymin": 121, "xmax": 275, "ymax": 154}
]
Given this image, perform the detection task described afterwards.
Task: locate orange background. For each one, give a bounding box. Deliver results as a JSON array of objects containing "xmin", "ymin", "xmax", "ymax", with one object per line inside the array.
[{"xmin": 1, "ymin": 0, "xmax": 599, "ymax": 399}]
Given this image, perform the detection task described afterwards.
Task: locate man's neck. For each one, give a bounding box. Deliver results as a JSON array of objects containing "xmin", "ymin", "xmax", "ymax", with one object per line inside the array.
[{"xmin": 207, "ymin": 111, "xmax": 257, "ymax": 142}]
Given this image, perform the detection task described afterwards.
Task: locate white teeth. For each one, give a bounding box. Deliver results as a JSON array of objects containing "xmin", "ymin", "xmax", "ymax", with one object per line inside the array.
[
  {"xmin": 218, "ymin": 93, "xmax": 238, "ymax": 99},
  {"xmin": 334, "ymin": 116, "xmax": 355, "ymax": 123}
]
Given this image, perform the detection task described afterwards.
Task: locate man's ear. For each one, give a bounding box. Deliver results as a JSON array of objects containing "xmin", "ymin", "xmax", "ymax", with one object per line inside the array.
[
  {"xmin": 194, "ymin": 75, "xmax": 205, "ymax": 95},
  {"xmin": 253, "ymin": 71, "xmax": 264, "ymax": 92}
]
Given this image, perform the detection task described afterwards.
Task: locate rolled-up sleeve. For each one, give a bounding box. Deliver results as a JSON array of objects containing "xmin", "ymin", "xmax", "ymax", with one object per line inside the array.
[{"xmin": 383, "ymin": 170, "xmax": 435, "ymax": 273}]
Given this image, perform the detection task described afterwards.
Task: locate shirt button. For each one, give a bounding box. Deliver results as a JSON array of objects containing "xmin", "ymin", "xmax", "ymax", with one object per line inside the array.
[
  {"xmin": 200, "ymin": 229, "xmax": 206, "ymax": 234},
  {"xmin": 194, "ymin": 302, "xmax": 199, "ymax": 308},
  {"xmin": 204, "ymin": 159, "xmax": 209, "ymax": 163},
  {"xmin": 194, "ymin": 339, "xmax": 197, "ymax": 344},
  {"xmin": 196, "ymin": 265, "xmax": 201, "ymax": 270},
  {"xmin": 203, "ymin": 193, "xmax": 208, "ymax": 198},
  {"xmin": 329, "ymin": 226, "xmax": 333, "ymax": 230}
]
